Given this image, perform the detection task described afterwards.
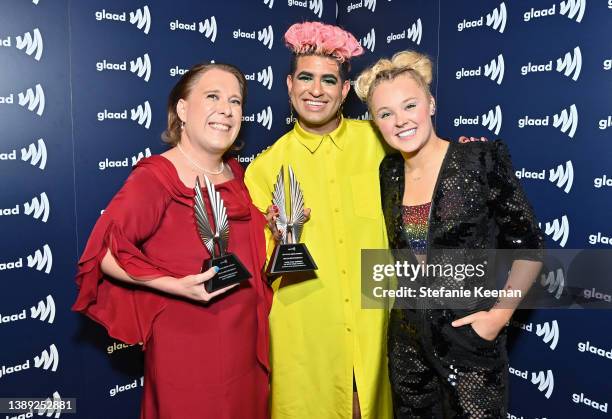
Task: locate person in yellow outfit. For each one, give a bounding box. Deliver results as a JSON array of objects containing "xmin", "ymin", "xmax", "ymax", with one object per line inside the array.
[{"xmin": 244, "ymin": 22, "xmax": 393, "ymax": 419}]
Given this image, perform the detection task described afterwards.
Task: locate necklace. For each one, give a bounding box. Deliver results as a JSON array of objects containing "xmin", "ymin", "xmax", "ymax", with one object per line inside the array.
[{"xmin": 177, "ymin": 143, "xmax": 224, "ymax": 175}]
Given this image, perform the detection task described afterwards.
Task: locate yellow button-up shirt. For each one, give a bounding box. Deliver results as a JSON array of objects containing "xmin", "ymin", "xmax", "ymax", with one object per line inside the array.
[{"xmin": 245, "ymin": 118, "xmax": 392, "ymax": 419}]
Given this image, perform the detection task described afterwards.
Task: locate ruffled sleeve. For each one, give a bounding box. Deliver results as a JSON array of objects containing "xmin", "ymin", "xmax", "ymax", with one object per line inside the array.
[{"xmin": 72, "ymin": 161, "xmax": 174, "ymax": 348}]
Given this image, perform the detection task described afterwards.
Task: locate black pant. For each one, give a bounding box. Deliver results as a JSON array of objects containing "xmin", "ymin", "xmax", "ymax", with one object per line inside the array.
[{"xmin": 388, "ymin": 308, "xmax": 508, "ymax": 419}]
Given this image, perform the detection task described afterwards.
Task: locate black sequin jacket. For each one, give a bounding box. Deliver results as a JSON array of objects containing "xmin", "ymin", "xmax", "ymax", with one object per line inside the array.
[{"xmin": 380, "ymin": 140, "xmax": 544, "ymax": 313}]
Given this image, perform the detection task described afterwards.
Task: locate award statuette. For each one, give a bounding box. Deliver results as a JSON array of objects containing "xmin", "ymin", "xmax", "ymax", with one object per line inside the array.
[
  {"xmin": 266, "ymin": 166, "xmax": 317, "ymax": 275},
  {"xmin": 194, "ymin": 176, "xmax": 251, "ymax": 292}
]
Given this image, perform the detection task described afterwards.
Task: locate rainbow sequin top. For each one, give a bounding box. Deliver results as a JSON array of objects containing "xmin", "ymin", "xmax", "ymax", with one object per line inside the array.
[{"xmin": 401, "ymin": 202, "xmax": 431, "ymax": 256}]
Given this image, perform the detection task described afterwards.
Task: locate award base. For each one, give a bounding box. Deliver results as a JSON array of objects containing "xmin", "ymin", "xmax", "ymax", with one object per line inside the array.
[
  {"xmin": 266, "ymin": 243, "xmax": 318, "ymax": 276},
  {"xmin": 204, "ymin": 253, "xmax": 251, "ymax": 293}
]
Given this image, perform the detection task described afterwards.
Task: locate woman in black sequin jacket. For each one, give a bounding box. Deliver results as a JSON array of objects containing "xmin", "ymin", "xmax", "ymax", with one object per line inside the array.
[{"xmin": 355, "ymin": 51, "xmax": 544, "ymax": 418}]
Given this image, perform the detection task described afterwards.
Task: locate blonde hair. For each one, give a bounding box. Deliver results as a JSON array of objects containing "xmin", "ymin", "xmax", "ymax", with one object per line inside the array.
[{"xmin": 354, "ymin": 50, "xmax": 433, "ymax": 105}]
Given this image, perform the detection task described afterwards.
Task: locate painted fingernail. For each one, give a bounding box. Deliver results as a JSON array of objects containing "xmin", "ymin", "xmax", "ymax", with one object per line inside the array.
[
  {"xmin": 273, "ymin": 205, "xmax": 279, "ymax": 212},
  {"xmin": 213, "ymin": 266, "xmax": 220, "ymax": 273}
]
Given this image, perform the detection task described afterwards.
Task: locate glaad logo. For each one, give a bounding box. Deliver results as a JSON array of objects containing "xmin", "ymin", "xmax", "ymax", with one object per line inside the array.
[
  {"xmin": 456, "ymin": 54, "xmax": 504, "ymax": 85},
  {"xmin": 387, "ymin": 18, "xmax": 422, "ymax": 45},
  {"xmin": 556, "ymin": 46, "xmax": 582, "ymax": 81},
  {"xmin": 38, "ymin": 391, "xmax": 63, "ymax": 418},
  {"xmin": 531, "ymin": 370, "xmax": 555, "ymax": 399},
  {"xmin": 169, "ymin": 16, "xmax": 217, "ymax": 42},
  {"xmin": 578, "ymin": 341, "xmax": 612, "ymax": 360},
  {"xmin": 572, "ymin": 392, "xmax": 609, "ymax": 413},
  {"xmin": 34, "ymin": 344, "xmax": 59, "ymax": 372},
  {"xmin": 130, "ymin": 53, "xmax": 151, "ymax": 81},
  {"xmin": 454, "ymin": 105, "xmax": 502, "ymax": 135},
  {"xmin": 110, "ymin": 376, "xmax": 144, "ymax": 397},
  {"xmin": 98, "ymin": 148, "xmax": 151, "ymax": 170},
  {"xmin": 0, "ymin": 28, "xmax": 45, "ymax": 61},
  {"xmin": 535, "ymin": 321, "xmax": 559, "ymax": 350},
  {"xmin": 288, "ymin": 0, "xmax": 323, "ymax": 18},
  {"xmin": 357, "ymin": 110, "xmax": 371, "ymax": 120},
  {"xmin": 0, "ymin": 83, "xmax": 48, "ymax": 116},
  {"xmin": 28, "ymin": 244, "xmax": 53, "ymax": 274},
  {"xmin": 0, "ymin": 344, "xmax": 59, "ymax": 379},
  {"xmin": 540, "ymin": 268, "xmax": 565, "ymax": 299},
  {"xmin": 245, "ymin": 66, "xmax": 273, "ymax": 90},
  {"xmin": 199, "ymin": 17, "xmax": 217, "ymax": 42},
  {"xmin": 594, "ymin": 174, "xmax": 612, "ymax": 188},
  {"xmin": 588, "ymin": 231, "xmax": 612, "ymax": 246},
  {"xmin": 0, "ymin": 295, "xmax": 54, "ymax": 325},
  {"xmin": 23, "ymin": 192, "xmax": 51, "ymax": 222},
  {"xmin": 97, "ymin": 101, "xmax": 152, "ymax": 129},
  {"xmin": 21, "ymin": 138, "xmax": 47, "ymax": 169},
  {"xmin": 0, "ymin": 84, "xmax": 46, "ymax": 115},
  {"xmin": 0, "ymin": 138, "xmax": 47, "ymax": 170},
  {"xmin": 553, "ymin": 104, "xmax": 579, "ymax": 138},
  {"xmin": 516, "ymin": 161, "xmax": 574, "ymax": 193},
  {"xmin": 599, "ymin": 115, "xmax": 612, "ymax": 130},
  {"xmin": 94, "ymin": 6, "xmax": 151, "ymax": 34},
  {"xmin": 360, "ymin": 28, "xmax": 376, "ymax": 53},
  {"xmin": 517, "ymin": 104, "xmax": 578, "ymax": 139},
  {"xmin": 243, "ymin": 106, "xmax": 273, "ymax": 130},
  {"xmin": 508, "ymin": 367, "xmax": 554, "ymax": 399},
  {"xmin": 539, "ymin": 215, "xmax": 569, "ymax": 247},
  {"xmin": 233, "ymin": 25, "xmax": 274, "ymax": 50},
  {"xmin": 510, "ymin": 320, "xmax": 560, "ymax": 349},
  {"xmin": 520, "ymin": 47, "xmax": 582, "ymax": 81},
  {"xmin": 347, "ymin": 0, "xmax": 376, "ymax": 13},
  {"xmin": 96, "ymin": 53, "xmax": 151, "ymax": 82},
  {"xmin": 30, "ymin": 295, "xmax": 56, "ymax": 323},
  {"xmin": 604, "ymin": 59, "xmax": 612, "ymax": 71},
  {"xmin": 263, "ymin": 0, "xmax": 274, "ymax": 8},
  {"xmin": 457, "ymin": 2, "xmax": 507, "ymax": 33},
  {"xmin": 548, "ymin": 161, "xmax": 574, "ymax": 193},
  {"xmin": 560, "ymin": 0, "xmax": 586, "ymax": 22},
  {"xmin": 524, "ymin": 0, "xmax": 585, "ymax": 23},
  {"xmin": 130, "ymin": 6, "xmax": 151, "ymax": 34}
]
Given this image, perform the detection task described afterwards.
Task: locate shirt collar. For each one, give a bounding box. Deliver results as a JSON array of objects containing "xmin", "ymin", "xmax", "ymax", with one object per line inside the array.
[{"xmin": 292, "ymin": 116, "xmax": 348, "ymax": 153}]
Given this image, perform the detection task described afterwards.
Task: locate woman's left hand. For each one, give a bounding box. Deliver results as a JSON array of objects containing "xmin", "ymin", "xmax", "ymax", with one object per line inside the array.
[{"xmin": 451, "ymin": 310, "xmax": 510, "ymax": 341}]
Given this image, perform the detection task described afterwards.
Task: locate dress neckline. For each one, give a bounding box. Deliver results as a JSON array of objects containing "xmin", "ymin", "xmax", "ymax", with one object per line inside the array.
[{"xmin": 155, "ymin": 154, "xmax": 239, "ymax": 193}]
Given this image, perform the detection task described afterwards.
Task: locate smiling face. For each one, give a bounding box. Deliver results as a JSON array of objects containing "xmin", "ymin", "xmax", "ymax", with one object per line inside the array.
[
  {"xmin": 370, "ymin": 73, "xmax": 435, "ymax": 154},
  {"xmin": 287, "ymin": 55, "xmax": 350, "ymax": 135},
  {"xmin": 177, "ymin": 68, "xmax": 243, "ymax": 155}
]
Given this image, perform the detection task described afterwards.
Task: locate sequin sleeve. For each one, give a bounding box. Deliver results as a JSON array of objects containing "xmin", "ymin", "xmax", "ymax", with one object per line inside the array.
[{"xmin": 487, "ymin": 140, "xmax": 544, "ymax": 259}]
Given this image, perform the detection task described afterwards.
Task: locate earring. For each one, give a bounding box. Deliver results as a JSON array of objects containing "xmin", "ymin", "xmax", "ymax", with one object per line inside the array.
[
  {"xmin": 337, "ymin": 102, "xmax": 344, "ymax": 119},
  {"xmin": 180, "ymin": 120, "xmax": 185, "ymax": 129},
  {"xmin": 430, "ymin": 105, "xmax": 436, "ymax": 116},
  {"xmin": 289, "ymin": 99, "xmax": 295, "ymax": 122}
]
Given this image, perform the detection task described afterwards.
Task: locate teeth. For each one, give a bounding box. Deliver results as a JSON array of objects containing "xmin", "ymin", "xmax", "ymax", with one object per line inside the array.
[
  {"xmin": 398, "ymin": 128, "xmax": 416, "ymax": 138},
  {"xmin": 306, "ymin": 100, "xmax": 324, "ymax": 106},
  {"xmin": 210, "ymin": 123, "xmax": 230, "ymax": 131}
]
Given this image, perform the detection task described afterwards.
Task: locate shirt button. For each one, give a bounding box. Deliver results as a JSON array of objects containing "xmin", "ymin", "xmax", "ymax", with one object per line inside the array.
[
  {"xmin": 341, "ymin": 269, "xmax": 347, "ymax": 274},
  {"xmin": 345, "ymin": 298, "xmax": 350, "ymax": 303},
  {"xmin": 346, "ymin": 327, "xmax": 351, "ymax": 332},
  {"xmin": 330, "ymin": 179, "xmax": 335, "ymax": 184},
  {"xmin": 334, "ymin": 208, "xmax": 340, "ymax": 213},
  {"xmin": 339, "ymin": 239, "xmax": 344, "ymax": 244}
]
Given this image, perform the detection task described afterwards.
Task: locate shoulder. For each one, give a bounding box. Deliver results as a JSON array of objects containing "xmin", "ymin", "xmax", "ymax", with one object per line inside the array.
[
  {"xmin": 450, "ymin": 139, "xmax": 510, "ymax": 166},
  {"xmin": 344, "ymin": 118, "xmax": 380, "ymax": 141},
  {"xmin": 380, "ymin": 152, "xmax": 403, "ymax": 174}
]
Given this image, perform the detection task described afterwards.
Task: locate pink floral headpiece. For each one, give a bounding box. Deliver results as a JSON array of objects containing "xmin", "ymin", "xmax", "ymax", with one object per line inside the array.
[{"xmin": 284, "ymin": 22, "xmax": 364, "ymax": 63}]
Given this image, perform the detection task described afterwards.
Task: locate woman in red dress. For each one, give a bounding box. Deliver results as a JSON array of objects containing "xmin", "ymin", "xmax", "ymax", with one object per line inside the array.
[{"xmin": 73, "ymin": 63, "xmax": 272, "ymax": 419}]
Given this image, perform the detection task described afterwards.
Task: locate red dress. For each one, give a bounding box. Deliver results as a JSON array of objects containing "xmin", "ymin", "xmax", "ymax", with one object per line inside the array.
[{"xmin": 72, "ymin": 156, "xmax": 272, "ymax": 419}]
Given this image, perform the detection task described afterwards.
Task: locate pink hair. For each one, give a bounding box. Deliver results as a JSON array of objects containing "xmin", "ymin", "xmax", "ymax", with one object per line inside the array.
[{"xmin": 284, "ymin": 22, "xmax": 364, "ymax": 63}]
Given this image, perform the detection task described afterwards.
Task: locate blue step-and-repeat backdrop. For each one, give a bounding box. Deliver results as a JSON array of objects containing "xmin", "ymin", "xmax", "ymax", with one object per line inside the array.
[{"xmin": 1, "ymin": 1, "xmax": 610, "ymax": 418}]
